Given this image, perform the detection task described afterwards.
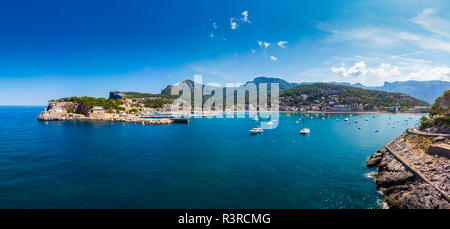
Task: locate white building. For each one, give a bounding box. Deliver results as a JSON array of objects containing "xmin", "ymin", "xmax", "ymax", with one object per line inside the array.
[
  {"xmin": 91, "ymin": 106, "xmax": 104, "ymax": 114},
  {"xmin": 332, "ymin": 105, "xmax": 351, "ymax": 112}
]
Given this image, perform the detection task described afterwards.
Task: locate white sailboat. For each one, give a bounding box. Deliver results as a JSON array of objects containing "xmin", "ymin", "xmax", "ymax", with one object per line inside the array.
[
  {"xmin": 249, "ymin": 127, "xmax": 264, "ymax": 134},
  {"xmin": 300, "ymin": 128, "xmax": 310, "ymax": 134},
  {"xmin": 299, "ymin": 117, "xmax": 310, "ymax": 135}
]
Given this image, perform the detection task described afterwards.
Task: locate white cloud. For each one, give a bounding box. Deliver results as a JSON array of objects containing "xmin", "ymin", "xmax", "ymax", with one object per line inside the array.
[
  {"xmin": 331, "ymin": 59, "xmax": 450, "ymax": 85},
  {"xmin": 368, "ymin": 63, "xmax": 400, "ymax": 78},
  {"xmin": 257, "ymin": 41, "xmax": 271, "ymax": 48},
  {"xmin": 229, "ymin": 10, "xmax": 251, "ymax": 31},
  {"xmin": 242, "ymin": 11, "xmax": 249, "ymax": 23},
  {"xmin": 331, "ymin": 61, "xmax": 368, "ymax": 77},
  {"xmin": 406, "ymin": 67, "xmax": 450, "ymax": 81},
  {"xmin": 277, "ymin": 41, "xmax": 288, "ymax": 48},
  {"xmin": 230, "ymin": 18, "xmax": 237, "ymax": 30},
  {"xmin": 270, "ymin": 56, "xmax": 278, "ymax": 61}
]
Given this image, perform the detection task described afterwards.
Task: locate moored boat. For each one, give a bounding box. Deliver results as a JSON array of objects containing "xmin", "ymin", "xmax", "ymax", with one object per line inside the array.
[
  {"xmin": 300, "ymin": 128, "xmax": 310, "ymax": 135},
  {"xmin": 249, "ymin": 127, "xmax": 264, "ymax": 134}
]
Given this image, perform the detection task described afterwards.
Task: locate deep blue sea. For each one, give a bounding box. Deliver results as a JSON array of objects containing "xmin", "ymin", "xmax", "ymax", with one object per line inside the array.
[{"xmin": 0, "ymin": 106, "xmax": 423, "ymax": 209}]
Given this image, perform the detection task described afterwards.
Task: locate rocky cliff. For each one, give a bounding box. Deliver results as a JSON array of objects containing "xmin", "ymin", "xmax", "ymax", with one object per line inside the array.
[{"xmin": 367, "ymin": 132, "xmax": 450, "ymax": 209}]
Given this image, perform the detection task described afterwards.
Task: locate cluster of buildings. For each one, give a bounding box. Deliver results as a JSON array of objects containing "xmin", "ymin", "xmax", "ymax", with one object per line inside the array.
[
  {"xmin": 280, "ymin": 103, "xmax": 374, "ymax": 112},
  {"xmin": 408, "ymin": 106, "xmax": 431, "ymax": 113}
]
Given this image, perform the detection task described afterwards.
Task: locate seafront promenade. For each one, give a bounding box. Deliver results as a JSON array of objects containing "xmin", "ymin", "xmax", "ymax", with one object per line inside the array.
[{"xmin": 407, "ymin": 128, "xmax": 450, "ymax": 138}]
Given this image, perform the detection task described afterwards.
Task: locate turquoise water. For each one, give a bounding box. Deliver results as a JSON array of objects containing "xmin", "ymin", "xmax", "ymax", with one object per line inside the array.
[{"xmin": 0, "ymin": 106, "xmax": 423, "ymax": 208}]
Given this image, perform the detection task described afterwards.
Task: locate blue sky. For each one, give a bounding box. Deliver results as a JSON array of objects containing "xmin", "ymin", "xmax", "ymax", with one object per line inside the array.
[{"xmin": 1, "ymin": 0, "xmax": 450, "ymax": 105}]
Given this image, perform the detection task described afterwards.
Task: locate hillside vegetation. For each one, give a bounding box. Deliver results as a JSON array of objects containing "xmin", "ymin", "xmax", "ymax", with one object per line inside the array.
[
  {"xmin": 280, "ymin": 83, "xmax": 428, "ymax": 109},
  {"xmin": 420, "ymin": 90, "xmax": 450, "ymax": 131},
  {"xmin": 58, "ymin": 96, "xmax": 124, "ymax": 115}
]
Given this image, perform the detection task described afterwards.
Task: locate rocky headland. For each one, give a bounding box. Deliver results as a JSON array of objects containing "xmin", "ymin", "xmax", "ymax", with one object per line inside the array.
[
  {"xmin": 367, "ymin": 131, "xmax": 450, "ymax": 209},
  {"xmin": 38, "ymin": 97, "xmax": 176, "ymax": 125}
]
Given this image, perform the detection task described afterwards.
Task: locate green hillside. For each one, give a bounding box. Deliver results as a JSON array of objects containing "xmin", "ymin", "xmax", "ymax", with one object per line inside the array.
[{"xmin": 280, "ymin": 83, "xmax": 428, "ymax": 110}]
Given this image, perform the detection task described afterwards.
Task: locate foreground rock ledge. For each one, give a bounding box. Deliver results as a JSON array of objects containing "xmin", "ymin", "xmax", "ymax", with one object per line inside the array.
[{"xmin": 367, "ymin": 132, "xmax": 450, "ymax": 209}]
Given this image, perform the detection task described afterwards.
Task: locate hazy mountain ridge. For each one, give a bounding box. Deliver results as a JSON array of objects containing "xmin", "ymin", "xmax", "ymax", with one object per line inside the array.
[
  {"xmin": 331, "ymin": 80, "xmax": 450, "ymax": 103},
  {"xmin": 159, "ymin": 77, "xmax": 448, "ymax": 104},
  {"xmin": 246, "ymin": 77, "xmax": 449, "ymax": 103}
]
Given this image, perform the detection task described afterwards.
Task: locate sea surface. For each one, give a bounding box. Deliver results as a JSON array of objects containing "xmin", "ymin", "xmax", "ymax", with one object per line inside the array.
[{"xmin": 0, "ymin": 106, "xmax": 423, "ymax": 208}]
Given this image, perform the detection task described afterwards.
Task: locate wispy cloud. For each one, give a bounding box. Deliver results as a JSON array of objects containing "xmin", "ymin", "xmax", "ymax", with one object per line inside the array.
[
  {"xmin": 318, "ymin": 8, "xmax": 450, "ymax": 54},
  {"xmin": 270, "ymin": 56, "xmax": 278, "ymax": 61},
  {"xmin": 411, "ymin": 8, "xmax": 450, "ymax": 37},
  {"xmin": 277, "ymin": 41, "xmax": 288, "ymax": 48}
]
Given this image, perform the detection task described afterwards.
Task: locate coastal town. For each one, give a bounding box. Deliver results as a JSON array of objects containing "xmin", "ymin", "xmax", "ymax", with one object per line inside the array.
[
  {"xmin": 38, "ymin": 80, "xmax": 433, "ymax": 124},
  {"xmin": 280, "ymin": 101, "xmax": 431, "ymax": 113},
  {"xmin": 38, "ymin": 93, "xmax": 431, "ymax": 125}
]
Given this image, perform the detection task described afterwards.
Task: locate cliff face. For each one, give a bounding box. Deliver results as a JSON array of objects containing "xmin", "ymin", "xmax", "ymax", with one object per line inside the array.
[
  {"xmin": 367, "ymin": 133, "xmax": 450, "ymax": 209},
  {"xmin": 38, "ymin": 101, "xmax": 79, "ymax": 121},
  {"xmin": 37, "ymin": 101, "xmax": 175, "ymax": 124}
]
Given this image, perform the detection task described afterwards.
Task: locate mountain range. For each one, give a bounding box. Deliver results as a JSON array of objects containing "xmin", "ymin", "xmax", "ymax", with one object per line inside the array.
[{"xmin": 244, "ymin": 77, "xmax": 449, "ymax": 103}]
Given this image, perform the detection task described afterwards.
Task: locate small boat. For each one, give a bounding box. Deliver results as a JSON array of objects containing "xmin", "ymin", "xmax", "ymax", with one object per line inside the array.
[
  {"xmin": 336, "ymin": 119, "xmax": 339, "ymax": 121},
  {"xmin": 322, "ymin": 117, "xmax": 325, "ymax": 120},
  {"xmin": 354, "ymin": 121, "xmax": 358, "ymax": 123},
  {"xmin": 374, "ymin": 129, "xmax": 379, "ymax": 132},
  {"xmin": 249, "ymin": 127, "xmax": 264, "ymax": 134},
  {"xmin": 365, "ymin": 118, "xmax": 368, "ymax": 121},
  {"xmin": 350, "ymin": 114, "xmax": 353, "ymax": 117},
  {"xmin": 267, "ymin": 121, "xmax": 273, "ymax": 126},
  {"xmin": 287, "ymin": 114, "xmax": 290, "ymax": 117},
  {"xmin": 296, "ymin": 121, "xmax": 300, "ymax": 124},
  {"xmin": 300, "ymin": 128, "xmax": 310, "ymax": 135},
  {"xmin": 253, "ymin": 116, "xmax": 259, "ymax": 121},
  {"xmin": 344, "ymin": 118, "xmax": 349, "ymax": 121}
]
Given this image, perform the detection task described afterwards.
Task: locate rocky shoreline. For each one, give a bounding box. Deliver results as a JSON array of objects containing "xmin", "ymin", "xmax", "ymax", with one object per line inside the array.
[
  {"xmin": 366, "ymin": 132, "xmax": 449, "ymax": 209},
  {"xmin": 38, "ymin": 109, "xmax": 174, "ymax": 124}
]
